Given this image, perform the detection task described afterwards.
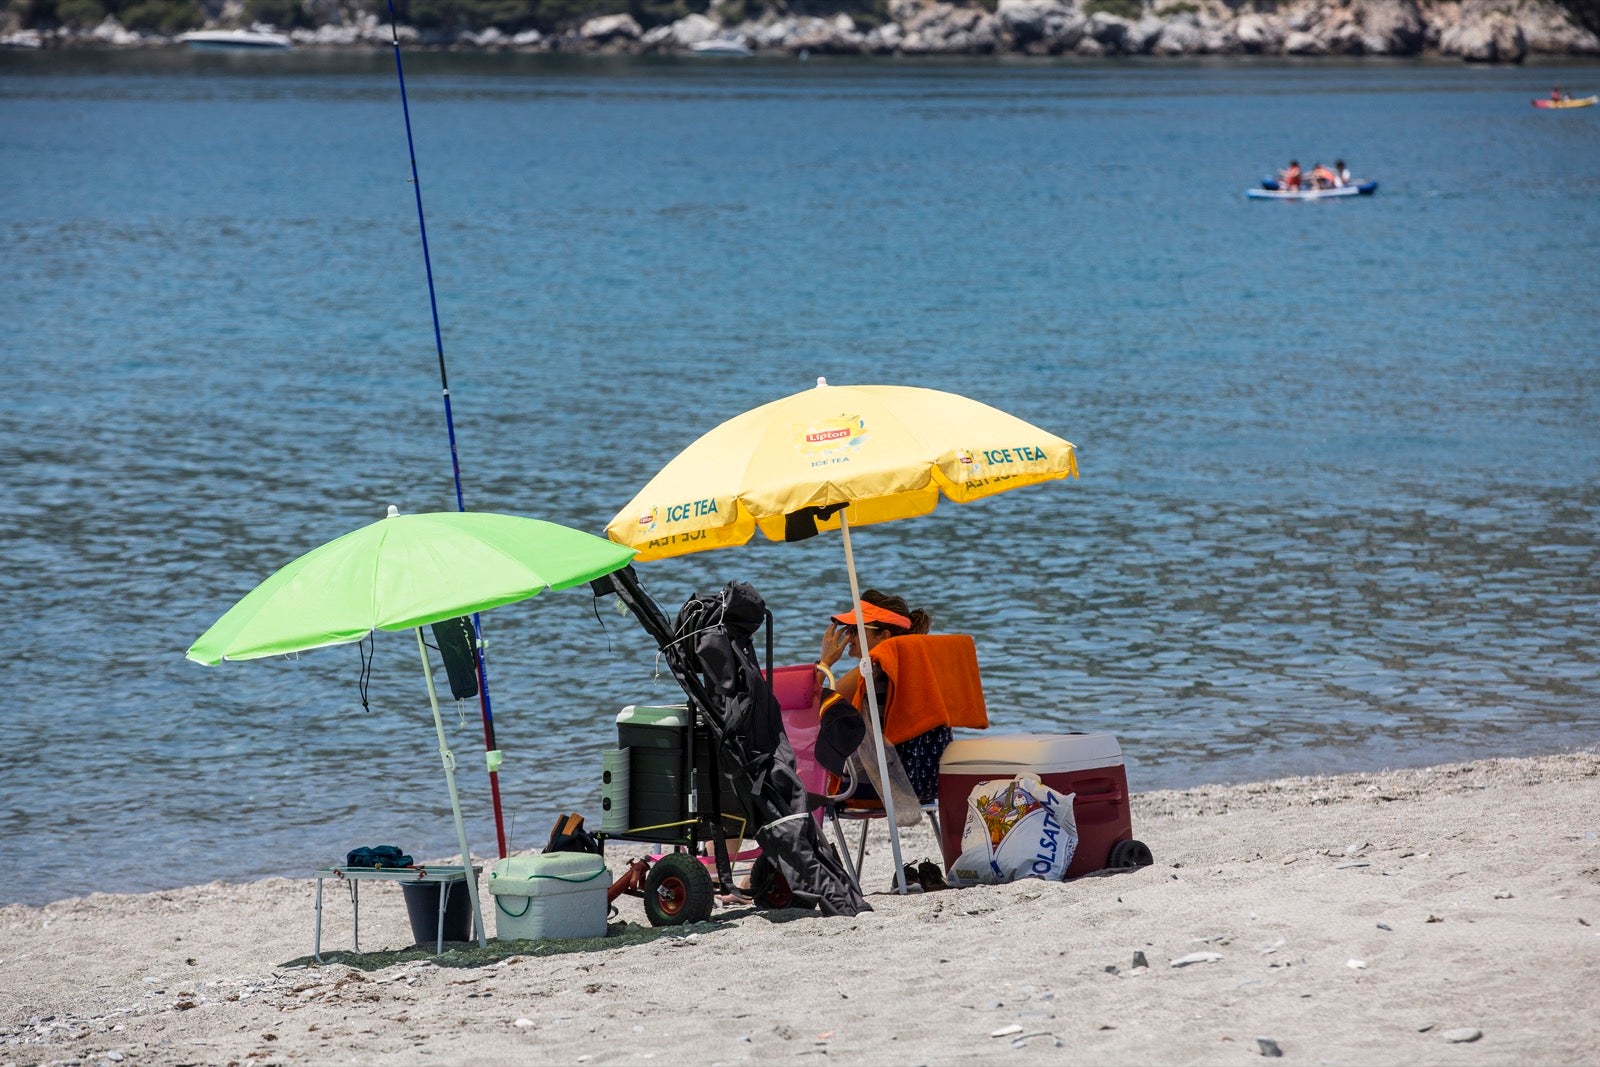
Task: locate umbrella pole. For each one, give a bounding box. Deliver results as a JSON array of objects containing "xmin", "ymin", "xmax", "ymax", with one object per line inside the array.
[
  {"xmin": 416, "ymin": 628, "xmax": 488, "ymax": 947},
  {"xmin": 839, "ymin": 514, "xmax": 912, "ymax": 896}
]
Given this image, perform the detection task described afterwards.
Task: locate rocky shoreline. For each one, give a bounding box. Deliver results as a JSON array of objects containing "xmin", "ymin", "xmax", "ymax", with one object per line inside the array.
[{"xmin": 4, "ymin": 0, "xmax": 1600, "ymax": 62}]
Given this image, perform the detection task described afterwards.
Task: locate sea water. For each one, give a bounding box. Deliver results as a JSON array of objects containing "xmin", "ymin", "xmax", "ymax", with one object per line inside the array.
[{"xmin": 2, "ymin": 51, "xmax": 1597, "ymax": 903}]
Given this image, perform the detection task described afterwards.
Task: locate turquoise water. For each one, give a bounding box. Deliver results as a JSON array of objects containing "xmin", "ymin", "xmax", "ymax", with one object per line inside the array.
[{"xmin": 2, "ymin": 51, "xmax": 1598, "ymax": 903}]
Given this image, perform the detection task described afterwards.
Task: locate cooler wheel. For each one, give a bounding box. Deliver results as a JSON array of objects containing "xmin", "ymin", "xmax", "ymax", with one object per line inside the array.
[
  {"xmin": 644, "ymin": 852, "xmax": 714, "ymax": 926},
  {"xmin": 1108, "ymin": 839, "xmax": 1154, "ymax": 869}
]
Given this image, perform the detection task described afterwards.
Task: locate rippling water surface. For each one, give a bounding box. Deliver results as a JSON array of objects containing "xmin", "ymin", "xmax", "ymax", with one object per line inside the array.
[{"xmin": 2, "ymin": 51, "xmax": 1597, "ymax": 903}]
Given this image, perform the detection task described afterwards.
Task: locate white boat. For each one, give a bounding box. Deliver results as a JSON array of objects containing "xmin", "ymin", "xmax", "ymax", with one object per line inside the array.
[
  {"xmin": 688, "ymin": 38, "xmax": 752, "ymax": 56},
  {"xmin": 177, "ymin": 29, "xmax": 292, "ymax": 51}
]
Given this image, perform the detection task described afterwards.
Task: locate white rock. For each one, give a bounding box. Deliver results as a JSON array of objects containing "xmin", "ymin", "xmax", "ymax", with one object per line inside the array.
[
  {"xmin": 1233, "ymin": 13, "xmax": 1271, "ymax": 50},
  {"xmin": 91, "ymin": 17, "xmax": 140, "ymax": 45},
  {"xmin": 1283, "ymin": 30, "xmax": 1326, "ymax": 54},
  {"xmin": 580, "ymin": 14, "xmax": 641, "ymax": 41},
  {"xmin": 1347, "ymin": 959, "xmax": 1368, "ymax": 969},
  {"xmin": 1170, "ymin": 951, "xmax": 1223, "ymax": 967},
  {"xmin": 1442, "ymin": 1027, "xmax": 1483, "ymax": 1043},
  {"xmin": 670, "ymin": 13, "xmax": 719, "ymax": 46},
  {"xmin": 1153, "ymin": 17, "xmax": 1201, "ymax": 54}
]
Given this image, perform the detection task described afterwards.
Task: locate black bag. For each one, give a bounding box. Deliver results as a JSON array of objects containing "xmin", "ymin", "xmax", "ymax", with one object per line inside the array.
[
  {"xmin": 546, "ymin": 813, "xmax": 601, "ymax": 855},
  {"xmin": 814, "ymin": 689, "xmax": 866, "ymax": 777},
  {"xmin": 430, "ymin": 615, "xmax": 480, "ymax": 701}
]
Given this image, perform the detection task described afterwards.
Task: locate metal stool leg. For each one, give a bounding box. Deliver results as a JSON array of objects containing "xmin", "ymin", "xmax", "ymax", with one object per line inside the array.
[{"xmin": 436, "ymin": 880, "xmax": 448, "ymax": 953}]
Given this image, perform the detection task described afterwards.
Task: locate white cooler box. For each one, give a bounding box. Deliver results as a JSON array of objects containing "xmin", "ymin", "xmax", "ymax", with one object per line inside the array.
[{"xmin": 488, "ymin": 852, "xmax": 611, "ymax": 940}]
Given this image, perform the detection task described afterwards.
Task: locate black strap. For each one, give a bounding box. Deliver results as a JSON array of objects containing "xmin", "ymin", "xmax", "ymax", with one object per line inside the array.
[{"xmin": 783, "ymin": 501, "xmax": 849, "ymax": 542}]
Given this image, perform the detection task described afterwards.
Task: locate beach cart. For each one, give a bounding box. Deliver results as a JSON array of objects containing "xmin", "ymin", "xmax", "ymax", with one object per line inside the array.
[{"xmin": 589, "ymin": 568, "xmax": 867, "ymax": 926}]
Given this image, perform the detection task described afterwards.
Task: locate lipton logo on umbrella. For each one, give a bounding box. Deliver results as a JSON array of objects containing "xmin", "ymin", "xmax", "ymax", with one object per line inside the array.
[
  {"xmin": 793, "ymin": 415, "xmax": 867, "ymax": 458},
  {"xmin": 955, "ymin": 449, "xmax": 975, "ymax": 466},
  {"xmin": 637, "ymin": 508, "xmax": 658, "ymax": 533}
]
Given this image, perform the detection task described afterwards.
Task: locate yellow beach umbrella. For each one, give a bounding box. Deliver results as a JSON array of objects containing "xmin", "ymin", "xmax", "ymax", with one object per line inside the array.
[
  {"xmin": 607, "ymin": 378, "xmax": 1078, "ymax": 892},
  {"xmin": 609, "ymin": 378, "xmax": 1077, "ymax": 560}
]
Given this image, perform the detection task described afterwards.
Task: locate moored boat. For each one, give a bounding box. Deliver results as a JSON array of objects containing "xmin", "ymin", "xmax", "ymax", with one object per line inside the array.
[
  {"xmin": 688, "ymin": 38, "xmax": 752, "ymax": 56},
  {"xmin": 177, "ymin": 29, "xmax": 292, "ymax": 51}
]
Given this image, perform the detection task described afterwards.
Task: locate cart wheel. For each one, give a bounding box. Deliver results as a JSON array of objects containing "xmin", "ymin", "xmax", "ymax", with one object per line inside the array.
[
  {"xmin": 644, "ymin": 853, "xmax": 713, "ymax": 927},
  {"xmin": 749, "ymin": 855, "xmax": 815, "ymax": 911},
  {"xmin": 1108, "ymin": 839, "xmax": 1154, "ymax": 869}
]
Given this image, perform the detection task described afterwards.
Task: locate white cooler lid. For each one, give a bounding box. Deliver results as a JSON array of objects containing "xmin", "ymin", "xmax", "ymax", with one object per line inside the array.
[
  {"xmin": 940, "ymin": 732, "xmax": 1123, "ymax": 775},
  {"xmin": 489, "ymin": 851, "xmax": 609, "ymax": 897},
  {"xmin": 617, "ymin": 704, "xmax": 687, "ymax": 727}
]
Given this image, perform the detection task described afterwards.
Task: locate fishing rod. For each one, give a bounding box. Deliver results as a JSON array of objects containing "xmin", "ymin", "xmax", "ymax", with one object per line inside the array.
[{"xmin": 385, "ymin": 0, "xmax": 509, "ymax": 859}]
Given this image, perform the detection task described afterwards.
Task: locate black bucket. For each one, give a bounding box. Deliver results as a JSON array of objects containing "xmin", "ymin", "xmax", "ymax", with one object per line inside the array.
[{"xmin": 400, "ymin": 879, "xmax": 473, "ymax": 946}]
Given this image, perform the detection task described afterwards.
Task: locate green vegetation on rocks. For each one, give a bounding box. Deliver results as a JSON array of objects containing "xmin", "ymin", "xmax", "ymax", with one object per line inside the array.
[{"xmin": 1083, "ymin": 0, "xmax": 1144, "ymax": 20}]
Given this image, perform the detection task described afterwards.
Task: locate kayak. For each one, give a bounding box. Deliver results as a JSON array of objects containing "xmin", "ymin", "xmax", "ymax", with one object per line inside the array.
[
  {"xmin": 1248, "ymin": 179, "xmax": 1378, "ymax": 200},
  {"xmin": 1532, "ymin": 96, "xmax": 1597, "ymax": 109}
]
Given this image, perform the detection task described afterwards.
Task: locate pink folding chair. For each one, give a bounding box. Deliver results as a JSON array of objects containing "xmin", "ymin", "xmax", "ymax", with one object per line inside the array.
[{"xmin": 769, "ymin": 663, "xmax": 827, "ymax": 818}]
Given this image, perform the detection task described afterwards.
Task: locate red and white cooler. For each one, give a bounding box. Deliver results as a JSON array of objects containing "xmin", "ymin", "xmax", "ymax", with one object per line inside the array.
[{"xmin": 936, "ymin": 732, "xmax": 1149, "ymax": 879}]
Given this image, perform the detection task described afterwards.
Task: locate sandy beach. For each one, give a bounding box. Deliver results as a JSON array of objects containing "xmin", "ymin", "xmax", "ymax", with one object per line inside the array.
[{"xmin": 4, "ymin": 750, "xmax": 1597, "ymax": 1066}]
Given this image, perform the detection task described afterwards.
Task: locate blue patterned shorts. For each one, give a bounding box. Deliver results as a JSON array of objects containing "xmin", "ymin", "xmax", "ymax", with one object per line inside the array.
[{"xmin": 895, "ymin": 725, "xmax": 953, "ymax": 805}]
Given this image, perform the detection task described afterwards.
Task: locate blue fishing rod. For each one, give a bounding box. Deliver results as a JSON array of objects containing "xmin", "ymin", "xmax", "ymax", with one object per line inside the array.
[{"xmin": 386, "ymin": 0, "xmax": 509, "ymax": 859}]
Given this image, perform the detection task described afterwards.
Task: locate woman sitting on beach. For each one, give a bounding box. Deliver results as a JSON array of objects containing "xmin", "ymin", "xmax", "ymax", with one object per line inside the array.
[{"xmin": 817, "ymin": 590, "xmax": 951, "ymax": 805}]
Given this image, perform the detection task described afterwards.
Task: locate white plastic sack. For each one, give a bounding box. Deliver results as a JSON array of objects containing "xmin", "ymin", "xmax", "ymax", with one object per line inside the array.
[{"xmin": 947, "ymin": 774, "xmax": 1077, "ymax": 886}]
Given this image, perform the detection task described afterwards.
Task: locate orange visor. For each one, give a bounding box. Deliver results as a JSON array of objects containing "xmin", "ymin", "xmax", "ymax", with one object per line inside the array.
[{"xmin": 831, "ymin": 602, "xmax": 912, "ymax": 631}]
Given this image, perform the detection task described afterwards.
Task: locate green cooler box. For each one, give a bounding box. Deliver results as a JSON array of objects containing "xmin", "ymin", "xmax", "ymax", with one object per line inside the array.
[{"xmin": 602, "ymin": 705, "xmax": 746, "ymax": 844}]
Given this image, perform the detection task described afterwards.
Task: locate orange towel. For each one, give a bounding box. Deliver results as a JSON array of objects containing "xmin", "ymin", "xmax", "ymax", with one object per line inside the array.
[{"xmin": 858, "ymin": 634, "xmax": 988, "ymax": 745}]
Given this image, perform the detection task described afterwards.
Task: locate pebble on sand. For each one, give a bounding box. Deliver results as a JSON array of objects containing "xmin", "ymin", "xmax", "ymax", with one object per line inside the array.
[
  {"xmin": 1257, "ymin": 1036, "xmax": 1284, "ymax": 1057},
  {"xmin": 1171, "ymin": 951, "xmax": 1223, "ymax": 967},
  {"xmin": 1442, "ymin": 1028, "xmax": 1483, "ymax": 1043}
]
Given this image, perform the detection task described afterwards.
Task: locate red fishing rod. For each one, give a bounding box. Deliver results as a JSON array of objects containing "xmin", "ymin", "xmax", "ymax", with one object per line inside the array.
[{"xmin": 385, "ymin": 0, "xmax": 508, "ymax": 858}]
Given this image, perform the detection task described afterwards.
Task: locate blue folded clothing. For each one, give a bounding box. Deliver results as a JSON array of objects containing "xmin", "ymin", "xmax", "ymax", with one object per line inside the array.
[{"xmin": 345, "ymin": 845, "xmax": 413, "ymax": 869}]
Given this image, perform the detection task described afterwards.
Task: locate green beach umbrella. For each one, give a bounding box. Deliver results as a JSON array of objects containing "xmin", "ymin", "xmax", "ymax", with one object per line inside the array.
[
  {"xmin": 188, "ymin": 506, "xmax": 636, "ymax": 946},
  {"xmin": 188, "ymin": 507, "xmax": 635, "ymax": 665}
]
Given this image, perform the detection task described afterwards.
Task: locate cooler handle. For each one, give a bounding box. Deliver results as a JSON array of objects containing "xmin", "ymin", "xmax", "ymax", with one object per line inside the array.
[{"xmin": 1074, "ymin": 788, "xmax": 1124, "ymax": 805}]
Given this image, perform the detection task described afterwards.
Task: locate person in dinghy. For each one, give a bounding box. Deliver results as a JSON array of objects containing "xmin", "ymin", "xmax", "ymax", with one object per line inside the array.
[{"xmin": 1276, "ymin": 159, "xmax": 1302, "ymax": 191}]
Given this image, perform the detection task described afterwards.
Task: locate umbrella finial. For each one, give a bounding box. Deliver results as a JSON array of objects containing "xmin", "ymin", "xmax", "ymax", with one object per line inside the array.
[
  {"xmin": 817, "ymin": 376, "xmax": 828, "ymax": 388},
  {"xmin": 386, "ymin": 505, "xmax": 400, "ymax": 519}
]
